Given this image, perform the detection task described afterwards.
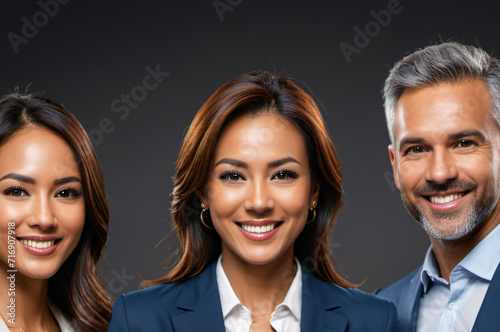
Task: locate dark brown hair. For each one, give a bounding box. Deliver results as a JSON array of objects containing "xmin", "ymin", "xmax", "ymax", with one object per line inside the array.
[
  {"xmin": 0, "ymin": 90, "xmax": 111, "ymax": 331},
  {"xmin": 144, "ymin": 71, "xmax": 352, "ymax": 288}
]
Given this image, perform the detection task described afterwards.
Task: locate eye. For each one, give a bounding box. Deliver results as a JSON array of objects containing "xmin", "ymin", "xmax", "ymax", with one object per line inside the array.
[
  {"xmin": 55, "ymin": 188, "xmax": 82, "ymax": 199},
  {"xmin": 456, "ymin": 139, "xmax": 477, "ymax": 148},
  {"xmin": 3, "ymin": 186, "xmax": 29, "ymax": 197},
  {"xmin": 272, "ymin": 169, "xmax": 298, "ymax": 181},
  {"xmin": 219, "ymin": 171, "xmax": 245, "ymax": 182},
  {"xmin": 404, "ymin": 146, "xmax": 426, "ymax": 155}
]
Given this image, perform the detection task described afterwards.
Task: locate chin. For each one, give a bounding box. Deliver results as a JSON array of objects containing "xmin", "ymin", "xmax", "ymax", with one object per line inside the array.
[
  {"xmin": 421, "ymin": 218, "xmax": 479, "ymax": 241},
  {"xmin": 19, "ymin": 263, "xmax": 61, "ymax": 280}
]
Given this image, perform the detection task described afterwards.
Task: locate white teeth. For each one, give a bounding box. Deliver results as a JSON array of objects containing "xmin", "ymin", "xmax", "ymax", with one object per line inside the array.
[
  {"xmin": 241, "ymin": 223, "xmax": 277, "ymax": 233},
  {"xmin": 19, "ymin": 239, "xmax": 55, "ymax": 249},
  {"xmin": 429, "ymin": 193, "xmax": 465, "ymax": 204}
]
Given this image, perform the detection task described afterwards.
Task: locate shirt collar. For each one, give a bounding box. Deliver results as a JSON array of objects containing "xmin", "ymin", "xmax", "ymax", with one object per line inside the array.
[
  {"xmin": 420, "ymin": 224, "xmax": 500, "ymax": 292},
  {"xmin": 460, "ymin": 223, "xmax": 500, "ymax": 281},
  {"xmin": 216, "ymin": 255, "xmax": 302, "ymax": 320},
  {"xmin": 420, "ymin": 246, "xmax": 443, "ymax": 293}
]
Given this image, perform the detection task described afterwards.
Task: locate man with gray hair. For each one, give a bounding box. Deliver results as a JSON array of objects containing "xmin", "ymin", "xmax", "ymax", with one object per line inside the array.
[{"xmin": 376, "ymin": 42, "xmax": 500, "ymax": 332}]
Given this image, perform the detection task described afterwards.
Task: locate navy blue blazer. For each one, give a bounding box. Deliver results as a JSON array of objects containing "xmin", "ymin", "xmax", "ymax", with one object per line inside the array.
[
  {"xmin": 376, "ymin": 262, "xmax": 500, "ymax": 332},
  {"xmin": 109, "ymin": 261, "xmax": 398, "ymax": 331}
]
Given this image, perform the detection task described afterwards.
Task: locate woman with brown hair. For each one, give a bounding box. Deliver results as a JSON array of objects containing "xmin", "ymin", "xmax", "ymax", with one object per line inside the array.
[
  {"xmin": 0, "ymin": 91, "xmax": 111, "ymax": 331},
  {"xmin": 109, "ymin": 71, "xmax": 398, "ymax": 331}
]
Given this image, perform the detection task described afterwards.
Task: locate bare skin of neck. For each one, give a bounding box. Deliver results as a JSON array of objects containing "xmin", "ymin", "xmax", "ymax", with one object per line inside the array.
[
  {"xmin": 221, "ymin": 245, "xmax": 296, "ymax": 332},
  {"xmin": 0, "ymin": 268, "xmax": 60, "ymax": 332},
  {"xmin": 430, "ymin": 205, "xmax": 500, "ymax": 282}
]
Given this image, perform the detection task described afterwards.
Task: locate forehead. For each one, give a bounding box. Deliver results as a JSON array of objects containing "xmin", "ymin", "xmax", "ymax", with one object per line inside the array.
[
  {"xmin": 214, "ymin": 113, "xmax": 308, "ymax": 162},
  {"xmin": 0, "ymin": 126, "xmax": 79, "ymax": 177},
  {"xmin": 394, "ymin": 80, "xmax": 496, "ymax": 144}
]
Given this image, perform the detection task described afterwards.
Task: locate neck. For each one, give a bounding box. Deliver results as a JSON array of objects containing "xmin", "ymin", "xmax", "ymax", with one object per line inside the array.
[
  {"xmin": 0, "ymin": 265, "xmax": 55, "ymax": 331},
  {"xmin": 430, "ymin": 207, "xmax": 500, "ymax": 282},
  {"xmin": 221, "ymin": 247, "xmax": 296, "ymax": 315}
]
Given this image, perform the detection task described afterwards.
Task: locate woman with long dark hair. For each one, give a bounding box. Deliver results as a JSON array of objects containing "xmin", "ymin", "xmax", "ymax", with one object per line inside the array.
[
  {"xmin": 109, "ymin": 71, "xmax": 397, "ymax": 331},
  {"xmin": 0, "ymin": 91, "xmax": 111, "ymax": 331}
]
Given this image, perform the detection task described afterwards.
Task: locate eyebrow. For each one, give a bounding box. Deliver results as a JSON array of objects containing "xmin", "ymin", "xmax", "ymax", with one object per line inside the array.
[
  {"xmin": 448, "ymin": 130, "xmax": 486, "ymax": 142},
  {"xmin": 398, "ymin": 130, "xmax": 488, "ymax": 152},
  {"xmin": 0, "ymin": 173, "xmax": 81, "ymax": 186},
  {"xmin": 215, "ymin": 158, "xmax": 248, "ymax": 168},
  {"xmin": 398, "ymin": 137, "xmax": 425, "ymax": 152},
  {"xmin": 214, "ymin": 157, "xmax": 301, "ymax": 168},
  {"xmin": 267, "ymin": 157, "xmax": 301, "ymax": 168},
  {"xmin": 53, "ymin": 176, "xmax": 82, "ymax": 186},
  {"xmin": 0, "ymin": 173, "xmax": 35, "ymax": 184}
]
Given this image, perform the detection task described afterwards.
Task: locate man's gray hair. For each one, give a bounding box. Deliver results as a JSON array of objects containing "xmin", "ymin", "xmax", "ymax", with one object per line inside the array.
[{"xmin": 383, "ymin": 42, "xmax": 500, "ymax": 145}]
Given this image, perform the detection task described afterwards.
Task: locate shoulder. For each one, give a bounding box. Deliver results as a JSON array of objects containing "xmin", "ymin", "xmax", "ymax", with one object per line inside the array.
[
  {"xmin": 109, "ymin": 283, "xmax": 183, "ymax": 331},
  {"xmin": 375, "ymin": 266, "xmax": 422, "ymax": 302},
  {"xmin": 118, "ymin": 282, "xmax": 183, "ymax": 310},
  {"xmin": 324, "ymin": 281, "xmax": 397, "ymax": 315},
  {"xmin": 109, "ymin": 263, "xmax": 219, "ymax": 332},
  {"xmin": 302, "ymin": 270, "xmax": 399, "ymax": 331}
]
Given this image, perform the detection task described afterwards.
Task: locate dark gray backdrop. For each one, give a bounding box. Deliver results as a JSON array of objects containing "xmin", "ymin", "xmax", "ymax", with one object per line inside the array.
[{"xmin": 2, "ymin": 0, "xmax": 498, "ymax": 297}]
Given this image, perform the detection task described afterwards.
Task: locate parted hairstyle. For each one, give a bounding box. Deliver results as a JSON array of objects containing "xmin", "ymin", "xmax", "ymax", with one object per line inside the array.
[
  {"xmin": 144, "ymin": 70, "xmax": 352, "ymax": 288},
  {"xmin": 0, "ymin": 90, "xmax": 111, "ymax": 332},
  {"xmin": 384, "ymin": 41, "xmax": 500, "ymax": 145}
]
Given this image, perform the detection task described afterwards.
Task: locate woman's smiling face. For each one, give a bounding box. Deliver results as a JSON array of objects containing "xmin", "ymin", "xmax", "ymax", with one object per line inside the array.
[
  {"xmin": 0, "ymin": 126, "xmax": 85, "ymax": 280},
  {"xmin": 202, "ymin": 113, "xmax": 319, "ymax": 266}
]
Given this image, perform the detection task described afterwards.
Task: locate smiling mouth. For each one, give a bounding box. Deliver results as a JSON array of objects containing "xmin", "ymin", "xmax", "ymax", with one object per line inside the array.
[
  {"xmin": 424, "ymin": 192, "xmax": 468, "ymax": 204},
  {"xmin": 18, "ymin": 239, "xmax": 58, "ymax": 249},
  {"xmin": 237, "ymin": 222, "xmax": 283, "ymax": 234}
]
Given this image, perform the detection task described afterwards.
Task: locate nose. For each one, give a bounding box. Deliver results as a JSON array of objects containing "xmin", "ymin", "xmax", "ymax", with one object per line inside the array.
[
  {"xmin": 426, "ymin": 148, "xmax": 458, "ymax": 184},
  {"xmin": 27, "ymin": 195, "xmax": 57, "ymax": 230},
  {"xmin": 244, "ymin": 179, "xmax": 274, "ymax": 213}
]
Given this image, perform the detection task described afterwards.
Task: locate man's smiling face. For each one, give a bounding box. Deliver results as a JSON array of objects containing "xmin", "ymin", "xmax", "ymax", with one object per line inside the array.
[{"xmin": 389, "ymin": 79, "xmax": 500, "ymax": 241}]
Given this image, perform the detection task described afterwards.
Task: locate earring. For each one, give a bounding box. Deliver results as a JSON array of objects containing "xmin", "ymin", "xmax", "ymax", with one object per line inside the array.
[
  {"xmin": 306, "ymin": 202, "xmax": 316, "ymax": 224},
  {"xmin": 200, "ymin": 204, "xmax": 213, "ymax": 229}
]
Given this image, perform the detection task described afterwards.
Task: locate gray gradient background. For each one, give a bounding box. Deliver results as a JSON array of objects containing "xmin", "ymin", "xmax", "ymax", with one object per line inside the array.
[{"xmin": 2, "ymin": 0, "xmax": 499, "ymax": 296}]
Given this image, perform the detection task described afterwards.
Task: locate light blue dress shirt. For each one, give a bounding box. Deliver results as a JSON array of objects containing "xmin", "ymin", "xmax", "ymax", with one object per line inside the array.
[{"xmin": 417, "ymin": 224, "xmax": 500, "ymax": 332}]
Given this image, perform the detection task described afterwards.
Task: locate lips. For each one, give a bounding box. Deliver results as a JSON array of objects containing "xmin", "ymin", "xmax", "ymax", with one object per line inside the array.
[
  {"xmin": 17, "ymin": 236, "xmax": 61, "ymax": 255},
  {"xmin": 18, "ymin": 239, "xmax": 56, "ymax": 249},
  {"xmin": 240, "ymin": 223, "xmax": 278, "ymax": 234},
  {"xmin": 422, "ymin": 190, "xmax": 469, "ymax": 204},
  {"xmin": 420, "ymin": 190, "xmax": 470, "ymax": 213},
  {"xmin": 236, "ymin": 220, "xmax": 283, "ymax": 241},
  {"xmin": 428, "ymin": 192, "xmax": 465, "ymax": 204}
]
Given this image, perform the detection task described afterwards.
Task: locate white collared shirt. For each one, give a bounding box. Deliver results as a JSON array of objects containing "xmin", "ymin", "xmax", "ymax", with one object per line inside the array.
[
  {"xmin": 216, "ymin": 255, "xmax": 302, "ymax": 332},
  {"xmin": 417, "ymin": 224, "xmax": 500, "ymax": 332}
]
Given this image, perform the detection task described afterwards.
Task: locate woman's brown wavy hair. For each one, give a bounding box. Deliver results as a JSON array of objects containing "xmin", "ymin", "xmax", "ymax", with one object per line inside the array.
[
  {"xmin": 0, "ymin": 90, "xmax": 112, "ymax": 331},
  {"xmin": 144, "ymin": 71, "xmax": 352, "ymax": 288}
]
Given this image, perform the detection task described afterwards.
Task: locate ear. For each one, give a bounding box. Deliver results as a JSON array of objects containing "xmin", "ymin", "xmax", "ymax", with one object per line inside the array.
[
  {"xmin": 195, "ymin": 187, "xmax": 208, "ymax": 209},
  {"xmin": 310, "ymin": 178, "xmax": 320, "ymax": 208},
  {"xmin": 388, "ymin": 144, "xmax": 400, "ymax": 190}
]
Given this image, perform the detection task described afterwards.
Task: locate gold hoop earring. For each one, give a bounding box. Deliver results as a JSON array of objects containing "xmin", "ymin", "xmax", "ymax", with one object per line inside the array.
[
  {"xmin": 200, "ymin": 208, "xmax": 213, "ymax": 229},
  {"xmin": 306, "ymin": 207, "xmax": 316, "ymax": 224}
]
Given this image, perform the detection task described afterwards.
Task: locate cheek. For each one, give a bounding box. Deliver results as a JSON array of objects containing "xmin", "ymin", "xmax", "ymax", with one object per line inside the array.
[
  {"xmin": 398, "ymin": 160, "xmax": 425, "ymax": 189},
  {"xmin": 56, "ymin": 202, "xmax": 86, "ymax": 244},
  {"xmin": 0, "ymin": 200, "xmax": 32, "ymax": 222},
  {"xmin": 207, "ymin": 184, "xmax": 243, "ymax": 224}
]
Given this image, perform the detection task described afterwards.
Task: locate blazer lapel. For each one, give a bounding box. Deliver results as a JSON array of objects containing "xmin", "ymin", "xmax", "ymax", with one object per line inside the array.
[
  {"xmin": 398, "ymin": 268, "xmax": 423, "ymax": 332},
  {"xmin": 301, "ymin": 266, "xmax": 348, "ymax": 332},
  {"xmin": 171, "ymin": 262, "xmax": 225, "ymax": 332},
  {"xmin": 472, "ymin": 262, "xmax": 500, "ymax": 332}
]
